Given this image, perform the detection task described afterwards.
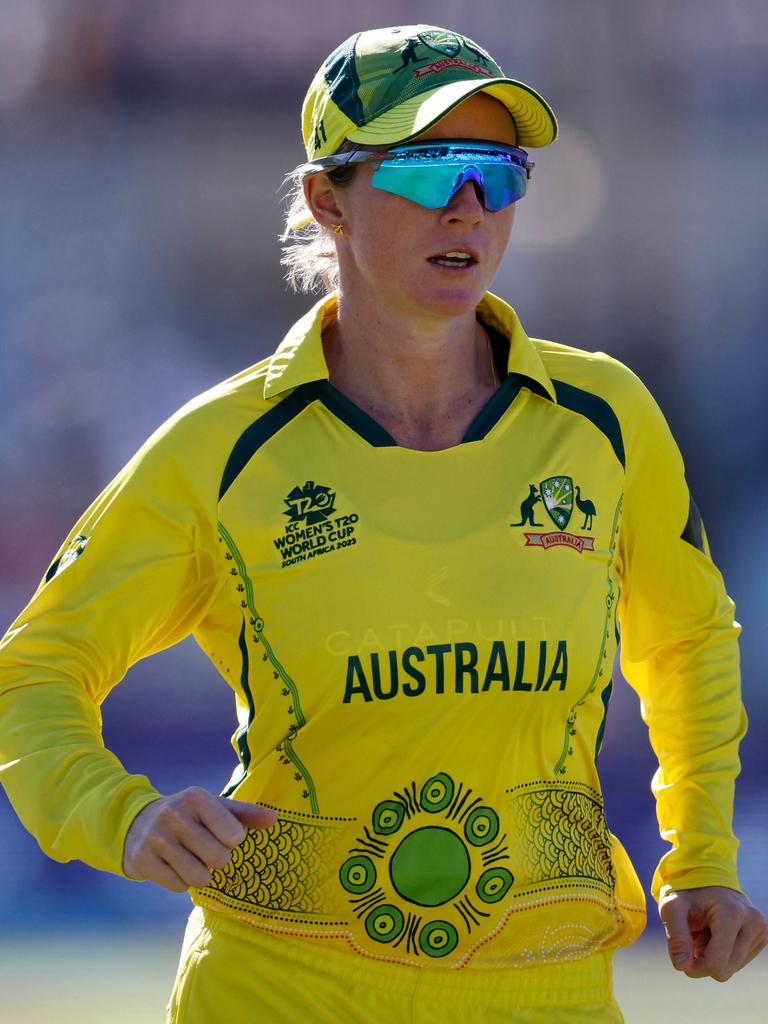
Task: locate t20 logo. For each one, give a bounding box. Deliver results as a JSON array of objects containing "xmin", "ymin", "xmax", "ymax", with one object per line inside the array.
[{"xmin": 283, "ymin": 481, "xmax": 337, "ymax": 525}]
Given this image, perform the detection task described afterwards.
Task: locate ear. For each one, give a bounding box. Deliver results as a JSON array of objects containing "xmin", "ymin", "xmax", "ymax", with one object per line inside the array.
[{"xmin": 304, "ymin": 174, "xmax": 345, "ymax": 231}]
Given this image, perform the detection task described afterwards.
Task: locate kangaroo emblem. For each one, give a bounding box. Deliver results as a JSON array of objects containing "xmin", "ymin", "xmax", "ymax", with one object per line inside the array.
[
  {"xmin": 392, "ymin": 37, "xmax": 429, "ymax": 72},
  {"xmin": 511, "ymin": 484, "xmax": 543, "ymax": 527}
]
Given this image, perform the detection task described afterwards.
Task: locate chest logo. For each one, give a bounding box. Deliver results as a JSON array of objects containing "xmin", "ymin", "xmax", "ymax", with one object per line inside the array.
[
  {"xmin": 284, "ymin": 481, "xmax": 337, "ymax": 524},
  {"xmin": 273, "ymin": 480, "xmax": 359, "ymax": 568},
  {"xmin": 511, "ymin": 476, "xmax": 596, "ymax": 553}
]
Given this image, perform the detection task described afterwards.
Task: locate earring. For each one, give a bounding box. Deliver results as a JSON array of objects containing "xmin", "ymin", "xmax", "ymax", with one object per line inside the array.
[{"xmin": 331, "ymin": 223, "xmax": 344, "ymax": 235}]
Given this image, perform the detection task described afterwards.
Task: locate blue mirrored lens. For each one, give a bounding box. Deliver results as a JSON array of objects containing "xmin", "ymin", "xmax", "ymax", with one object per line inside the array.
[{"xmin": 370, "ymin": 143, "xmax": 529, "ymax": 211}]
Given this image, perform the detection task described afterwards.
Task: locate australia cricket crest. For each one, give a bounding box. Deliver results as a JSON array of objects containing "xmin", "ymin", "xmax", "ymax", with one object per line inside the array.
[
  {"xmin": 540, "ymin": 476, "xmax": 573, "ymax": 531},
  {"xmin": 419, "ymin": 30, "xmax": 462, "ymax": 57},
  {"xmin": 510, "ymin": 474, "xmax": 596, "ymax": 553}
]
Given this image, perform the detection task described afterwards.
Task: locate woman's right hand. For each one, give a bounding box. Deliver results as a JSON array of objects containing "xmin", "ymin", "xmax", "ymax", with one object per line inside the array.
[{"xmin": 123, "ymin": 787, "xmax": 277, "ymax": 892}]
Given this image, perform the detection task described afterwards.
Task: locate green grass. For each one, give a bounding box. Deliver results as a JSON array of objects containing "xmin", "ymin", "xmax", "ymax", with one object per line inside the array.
[{"xmin": 0, "ymin": 935, "xmax": 765, "ymax": 1022}]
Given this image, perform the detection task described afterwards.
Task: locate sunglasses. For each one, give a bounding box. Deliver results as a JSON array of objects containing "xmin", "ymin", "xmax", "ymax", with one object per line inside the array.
[{"xmin": 306, "ymin": 140, "xmax": 534, "ymax": 212}]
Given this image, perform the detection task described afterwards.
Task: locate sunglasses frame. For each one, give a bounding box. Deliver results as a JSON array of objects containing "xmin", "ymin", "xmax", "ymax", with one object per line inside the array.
[{"xmin": 303, "ymin": 139, "xmax": 535, "ymax": 181}]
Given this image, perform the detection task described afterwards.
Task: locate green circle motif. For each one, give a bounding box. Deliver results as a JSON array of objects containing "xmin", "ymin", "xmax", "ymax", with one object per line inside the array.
[
  {"xmin": 476, "ymin": 867, "xmax": 514, "ymax": 904},
  {"xmin": 372, "ymin": 799, "xmax": 406, "ymax": 836},
  {"xmin": 365, "ymin": 904, "xmax": 405, "ymax": 943},
  {"xmin": 418, "ymin": 920, "xmax": 459, "ymax": 958},
  {"xmin": 464, "ymin": 806, "xmax": 499, "ymax": 847},
  {"xmin": 339, "ymin": 855, "xmax": 376, "ymax": 894},
  {"xmin": 389, "ymin": 827, "xmax": 470, "ymax": 906},
  {"xmin": 419, "ymin": 772, "xmax": 454, "ymax": 813}
]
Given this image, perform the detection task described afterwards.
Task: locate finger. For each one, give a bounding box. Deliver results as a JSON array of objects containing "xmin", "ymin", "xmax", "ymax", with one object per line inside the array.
[
  {"xmin": 130, "ymin": 847, "xmax": 193, "ymax": 893},
  {"xmin": 659, "ymin": 894, "xmax": 694, "ymax": 970},
  {"xmin": 143, "ymin": 796, "xmax": 234, "ymax": 864},
  {"xmin": 691, "ymin": 925, "xmax": 711, "ymax": 961},
  {"xmin": 693, "ymin": 909, "xmax": 742, "ymax": 980},
  {"xmin": 725, "ymin": 915, "xmax": 768, "ymax": 976},
  {"xmin": 150, "ymin": 858, "xmax": 194, "ymax": 894},
  {"xmin": 154, "ymin": 836, "xmax": 215, "ymax": 889},
  {"xmin": 685, "ymin": 959, "xmax": 734, "ymax": 982},
  {"xmin": 722, "ymin": 928, "xmax": 755, "ymax": 979},
  {"xmin": 217, "ymin": 798, "xmax": 278, "ymax": 833},
  {"xmin": 739, "ymin": 935, "xmax": 768, "ymax": 972},
  {"xmin": 178, "ymin": 818, "xmax": 238, "ymax": 871},
  {"xmin": 176, "ymin": 790, "xmax": 249, "ymax": 847}
]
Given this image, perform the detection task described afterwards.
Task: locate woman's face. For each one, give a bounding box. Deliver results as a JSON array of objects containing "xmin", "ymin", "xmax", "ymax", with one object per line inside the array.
[{"xmin": 330, "ymin": 93, "xmax": 519, "ymax": 322}]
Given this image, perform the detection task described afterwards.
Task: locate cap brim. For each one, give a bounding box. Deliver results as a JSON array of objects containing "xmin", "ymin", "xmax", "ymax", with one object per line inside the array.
[{"xmin": 346, "ymin": 78, "xmax": 558, "ymax": 150}]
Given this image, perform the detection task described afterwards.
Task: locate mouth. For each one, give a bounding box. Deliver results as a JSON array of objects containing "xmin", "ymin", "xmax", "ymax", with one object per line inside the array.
[{"xmin": 426, "ymin": 249, "xmax": 479, "ymax": 269}]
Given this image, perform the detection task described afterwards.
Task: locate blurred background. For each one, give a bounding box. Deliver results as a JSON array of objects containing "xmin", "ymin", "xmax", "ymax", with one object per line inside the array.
[{"xmin": 1, "ymin": 0, "xmax": 766, "ymax": 1019}]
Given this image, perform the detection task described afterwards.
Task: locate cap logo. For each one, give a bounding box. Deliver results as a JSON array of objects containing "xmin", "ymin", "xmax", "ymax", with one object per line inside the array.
[
  {"xmin": 419, "ymin": 30, "xmax": 462, "ymax": 58},
  {"xmin": 396, "ymin": 32, "xmax": 495, "ymax": 82}
]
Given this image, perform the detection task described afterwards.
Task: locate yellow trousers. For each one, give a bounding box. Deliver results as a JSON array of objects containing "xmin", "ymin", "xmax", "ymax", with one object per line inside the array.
[{"xmin": 167, "ymin": 908, "xmax": 624, "ymax": 1023}]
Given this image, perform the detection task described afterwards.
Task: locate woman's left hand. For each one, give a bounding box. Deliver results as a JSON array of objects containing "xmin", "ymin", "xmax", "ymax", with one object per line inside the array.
[{"xmin": 658, "ymin": 885, "xmax": 768, "ymax": 981}]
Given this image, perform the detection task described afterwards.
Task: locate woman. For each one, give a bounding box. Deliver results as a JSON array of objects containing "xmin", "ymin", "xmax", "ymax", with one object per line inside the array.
[{"xmin": 0, "ymin": 23, "xmax": 765, "ymax": 1024}]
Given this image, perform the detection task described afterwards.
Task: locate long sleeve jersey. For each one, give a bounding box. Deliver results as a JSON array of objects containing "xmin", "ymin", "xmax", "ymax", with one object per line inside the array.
[{"xmin": 0, "ymin": 291, "xmax": 745, "ymax": 970}]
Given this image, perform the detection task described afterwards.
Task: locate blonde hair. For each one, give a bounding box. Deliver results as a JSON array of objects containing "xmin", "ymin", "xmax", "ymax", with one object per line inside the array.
[
  {"xmin": 279, "ymin": 144, "xmax": 362, "ymax": 295},
  {"xmin": 279, "ymin": 168, "xmax": 338, "ymax": 295}
]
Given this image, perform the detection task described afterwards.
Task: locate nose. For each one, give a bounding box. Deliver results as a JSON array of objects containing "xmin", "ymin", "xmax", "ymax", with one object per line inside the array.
[{"xmin": 440, "ymin": 180, "xmax": 485, "ymax": 225}]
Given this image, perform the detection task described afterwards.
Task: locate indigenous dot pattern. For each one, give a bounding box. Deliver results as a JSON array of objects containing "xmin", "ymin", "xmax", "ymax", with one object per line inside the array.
[{"xmin": 339, "ymin": 773, "xmax": 513, "ymax": 960}]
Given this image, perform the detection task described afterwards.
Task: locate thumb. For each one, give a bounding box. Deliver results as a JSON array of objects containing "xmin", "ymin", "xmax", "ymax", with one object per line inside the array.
[
  {"xmin": 218, "ymin": 797, "xmax": 278, "ymax": 831},
  {"xmin": 659, "ymin": 893, "xmax": 694, "ymax": 970}
]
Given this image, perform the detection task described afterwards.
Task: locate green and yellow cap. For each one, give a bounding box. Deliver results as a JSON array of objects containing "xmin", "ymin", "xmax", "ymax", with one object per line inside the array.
[{"xmin": 302, "ymin": 25, "xmax": 558, "ymax": 160}]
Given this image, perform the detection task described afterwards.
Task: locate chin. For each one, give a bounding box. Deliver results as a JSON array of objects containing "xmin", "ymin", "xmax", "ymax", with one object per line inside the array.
[
  {"xmin": 416, "ymin": 284, "xmax": 488, "ymax": 318},
  {"xmin": 375, "ymin": 266, "xmax": 491, "ymax": 321}
]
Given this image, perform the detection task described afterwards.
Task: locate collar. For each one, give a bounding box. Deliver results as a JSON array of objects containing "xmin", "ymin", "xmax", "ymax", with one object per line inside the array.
[{"xmin": 263, "ymin": 291, "xmax": 556, "ymax": 403}]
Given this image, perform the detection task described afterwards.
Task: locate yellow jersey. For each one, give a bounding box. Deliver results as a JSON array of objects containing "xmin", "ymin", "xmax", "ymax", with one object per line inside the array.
[{"xmin": 0, "ymin": 291, "xmax": 745, "ymax": 970}]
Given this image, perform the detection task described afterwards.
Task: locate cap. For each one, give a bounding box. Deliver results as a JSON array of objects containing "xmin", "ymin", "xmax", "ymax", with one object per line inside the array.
[{"xmin": 302, "ymin": 25, "xmax": 558, "ymax": 160}]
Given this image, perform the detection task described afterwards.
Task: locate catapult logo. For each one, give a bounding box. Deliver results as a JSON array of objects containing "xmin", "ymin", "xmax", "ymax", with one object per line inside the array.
[
  {"xmin": 273, "ymin": 481, "xmax": 359, "ymax": 568},
  {"xmin": 510, "ymin": 475, "xmax": 596, "ymax": 553}
]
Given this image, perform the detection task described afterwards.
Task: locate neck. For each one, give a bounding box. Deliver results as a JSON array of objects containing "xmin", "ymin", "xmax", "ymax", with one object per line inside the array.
[{"xmin": 323, "ymin": 295, "xmax": 500, "ymax": 451}]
